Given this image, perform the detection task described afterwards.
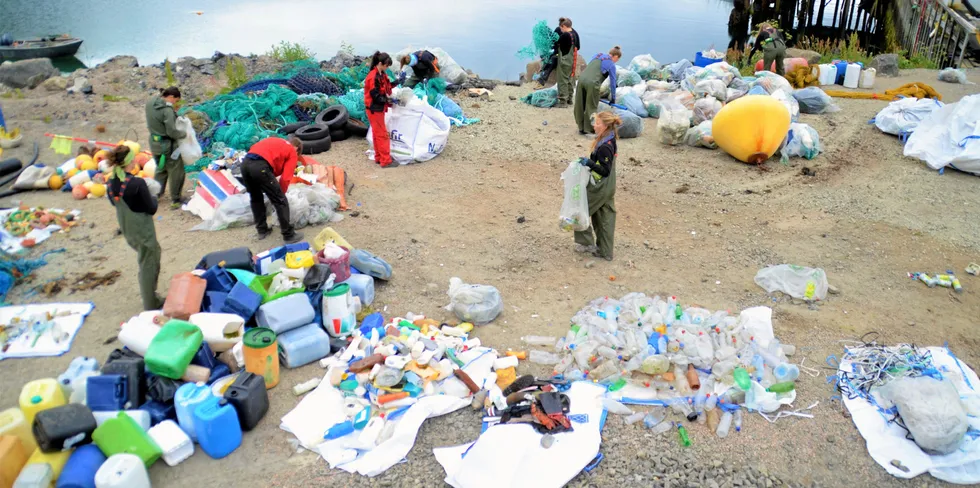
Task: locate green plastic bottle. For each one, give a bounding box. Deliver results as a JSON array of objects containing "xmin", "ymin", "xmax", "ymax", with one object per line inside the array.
[
  {"xmin": 733, "ymin": 367, "xmax": 751, "ymax": 391},
  {"xmin": 608, "ymin": 378, "xmax": 627, "ymax": 392},
  {"xmin": 676, "ymin": 423, "xmax": 691, "ymax": 447},
  {"xmin": 767, "ymin": 381, "xmax": 796, "ymax": 393}
]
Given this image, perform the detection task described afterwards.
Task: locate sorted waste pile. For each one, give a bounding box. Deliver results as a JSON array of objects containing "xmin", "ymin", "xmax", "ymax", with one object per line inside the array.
[{"xmin": 0, "ymin": 227, "xmax": 400, "ymax": 485}]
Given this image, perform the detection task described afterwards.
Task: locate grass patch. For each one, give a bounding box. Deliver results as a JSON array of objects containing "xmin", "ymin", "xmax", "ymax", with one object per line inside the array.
[
  {"xmin": 220, "ymin": 58, "xmax": 248, "ymax": 94},
  {"xmin": 340, "ymin": 41, "xmax": 355, "ymax": 56},
  {"xmin": 164, "ymin": 58, "xmax": 176, "ymax": 86},
  {"xmin": 268, "ymin": 41, "xmax": 315, "ymax": 63},
  {"xmin": 102, "ymin": 94, "xmax": 129, "ymax": 102}
]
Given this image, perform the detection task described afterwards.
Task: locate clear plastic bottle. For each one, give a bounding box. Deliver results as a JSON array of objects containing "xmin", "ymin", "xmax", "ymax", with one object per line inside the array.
[
  {"xmin": 734, "ymin": 409, "xmax": 743, "ymax": 432},
  {"xmin": 588, "ymin": 360, "xmax": 620, "ymax": 381},
  {"xmin": 528, "ymin": 350, "xmax": 560, "ymax": 365},
  {"xmin": 523, "ymin": 336, "xmax": 557, "ymax": 347},
  {"xmin": 640, "ymin": 355, "xmax": 671, "ymax": 375},
  {"xmin": 716, "ymin": 410, "xmax": 733, "ymax": 438},
  {"xmin": 624, "ymin": 355, "xmax": 643, "ymax": 372},
  {"xmin": 573, "ymin": 341, "xmax": 599, "ymax": 368},
  {"xmin": 553, "ymin": 354, "xmax": 575, "ymax": 375},
  {"xmin": 600, "ymin": 398, "xmax": 633, "ymax": 415},
  {"xmin": 596, "ymin": 346, "xmax": 620, "ymax": 360},
  {"xmin": 564, "ymin": 368, "xmax": 587, "ymax": 381},
  {"xmin": 773, "ymin": 363, "xmax": 800, "ymax": 382},
  {"xmin": 625, "ymin": 412, "xmax": 646, "ymax": 424}
]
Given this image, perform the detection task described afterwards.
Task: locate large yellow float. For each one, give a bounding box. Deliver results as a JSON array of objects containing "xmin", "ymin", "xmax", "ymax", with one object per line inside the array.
[{"xmin": 712, "ymin": 95, "xmax": 791, "ymax": 164}]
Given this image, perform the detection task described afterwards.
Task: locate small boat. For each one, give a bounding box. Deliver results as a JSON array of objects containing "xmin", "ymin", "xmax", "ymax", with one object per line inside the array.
[{"xmin": 0, "ymin": 35, "xmax": 83, "ymax": 61}]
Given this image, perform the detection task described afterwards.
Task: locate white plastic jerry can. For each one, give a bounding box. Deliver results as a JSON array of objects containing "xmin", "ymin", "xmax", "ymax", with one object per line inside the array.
[
  {"xmin": 859, "ymin": 68, "xmax": 876, "ymax": 89},
  {"xmin": 94, "ymin": 453, "xmax": 151, "ymax": 488},
  {"xmin": 322, "ymin": 283, "xmax": 356, "ymax": 338}
]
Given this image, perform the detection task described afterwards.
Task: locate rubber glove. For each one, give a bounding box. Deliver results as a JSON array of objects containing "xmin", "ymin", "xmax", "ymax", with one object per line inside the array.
[{"xmin": 578, "ymin": 157, "xmax": 591, "ymax": 167}]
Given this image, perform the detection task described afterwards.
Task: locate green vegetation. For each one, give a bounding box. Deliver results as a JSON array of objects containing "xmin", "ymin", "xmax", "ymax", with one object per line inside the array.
[
  {"xmin": 221, "ymin": 57, "xmax": 248, "ymax": 94},
  {"xmin": 164, "ymin": 58, "xmax": 177, "ymax": 86},
  {"xmin": 0, "ymin": 88, "xmax": 24, "ymax": 100},
  {"xmin": 340, "ymin": 41, "xmax": 355, "ymax": 56},
  {"xmin": 102, "ymin": 94, "xmax": 130, "ymax": 102},
  {"xmin": 268, "ymin": 41, "xmax": 315, "ymax": 63}
]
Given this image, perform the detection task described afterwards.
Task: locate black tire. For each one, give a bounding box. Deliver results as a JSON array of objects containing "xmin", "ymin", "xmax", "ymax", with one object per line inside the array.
[
  {"xmin": 300, "ymin": 135, "xmax": 331, "ymax": 155},
  {"xmin": 294, "ymin": 123, "xmax": 330, "ymax": 142},
  {"xmin": 345, "ymin": 118, "xmax": 369, "ymax": 137},
  {"xmin": 315, "ymin": 105, "xmax": 349, "ymax": 131},
  {"xmin": 279, "ymin": 122, "xmax": 308, "ymax": 135},
  {"xmin": 329, "ymin": 129, "xmax": 349, "ymax": 142}
]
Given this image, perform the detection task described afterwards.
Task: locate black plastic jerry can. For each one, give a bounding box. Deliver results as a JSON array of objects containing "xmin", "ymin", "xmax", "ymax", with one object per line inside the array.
[
  {"xmin": 102, "ymin": 356, "xmax": 146, "ymax": 409},
  {"xmin": 33, "ymin": 403, "xmax": 97, "ymax": 452},
  {"xmin": 223, "ymin": 372, "xmax": 269, "ymax": 431}
]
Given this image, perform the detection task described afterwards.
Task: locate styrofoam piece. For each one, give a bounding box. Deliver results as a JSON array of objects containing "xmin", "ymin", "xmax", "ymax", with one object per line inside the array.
[{"xmin": 147, "ymin": 420, "xmax": 194, "ymax": 466}]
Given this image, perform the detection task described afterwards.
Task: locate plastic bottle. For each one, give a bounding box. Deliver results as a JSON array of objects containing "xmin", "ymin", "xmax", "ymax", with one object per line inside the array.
[
  {"xmin": 733, "ymin": 367, "xmax": 751, "ymax": 391},
  {"xmin": 596, "ymin": 346, "xmax": 619, "ymax": 360},
  {"xmin": 588, "ymin": 360, "xmax": 620, "ymax": 381},
  {"xmin": 706, "ymin": 407, "xmax": 720, "ymax": 432},
  {"xmin": 522, "ymin": 336, "xmax": 557, "ymax": 347},
  {"xmin": 676, "ymin": 423, "xmax": 691, "ymax": 447},
  {"xmin": 686, "ymin": 364, "xmax": 701, "ymax": 390},
  {"xmin": 734, "ymin": 409, "xmax": 743, "ymax": 432},
  {"xmin": 716, "ymin": 410, "xmax": 733, "ymax": 438},
  {"xmin": 572, "ymin": 341, "xmax": 599, "ymax": 368},
  {"xmin": 766, "ymin": 381, "xmax": 795, "ymax": 393},
  {"xmin": 600, "ymin": 398, "xmax": 633, "ymax": 415},
  {"xmin": 528, "ymin": 350, "xmax": 559, "ymax": 365},
  {"xmin": 553, "ymin": 355, "xmax": 575, "ymax": 375},
  {"xmin": 641, "ymin": 355, "xmax": 671, "ymax": 375},
  {"xmin": 773, "ymin": 363, "xmax": 800, "ymax": 382},
  {"xmin": 624, "ymin": 412, "xmax": 646, "ymax": 425}
]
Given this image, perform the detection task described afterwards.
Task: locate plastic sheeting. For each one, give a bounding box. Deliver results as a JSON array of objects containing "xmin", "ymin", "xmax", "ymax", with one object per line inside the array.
[{"xmin": 904, "ymin": 94, "xmax": 980, "ymax": 175}]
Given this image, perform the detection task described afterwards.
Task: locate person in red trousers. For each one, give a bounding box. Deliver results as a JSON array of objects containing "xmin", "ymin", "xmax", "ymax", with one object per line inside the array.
[{"xmin": 364, "ymin": 51, "xmax": 394, "ymax": 167}]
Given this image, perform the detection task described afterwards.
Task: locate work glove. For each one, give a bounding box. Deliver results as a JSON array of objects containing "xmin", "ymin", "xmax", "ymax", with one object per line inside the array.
[
  {"xmin": 578, "ymin": 157, "xmax": 591, "ymax": 167},
  {"xmin": 395, "ymin": 71, "xmax": 407, "ymax": 86}
]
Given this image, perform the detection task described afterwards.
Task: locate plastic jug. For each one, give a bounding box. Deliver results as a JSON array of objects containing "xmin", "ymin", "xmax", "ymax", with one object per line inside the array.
[
  {"xmin": 13, "ymin": 463, "xmax": 53, "ymax": 488},
  {"xmin": 222, "ymin": 372, "xmax": 269, "ymax": 431},
  {"xmin": 285, "ymin": 251, "xmax": 315, "ymax": 269},
  {"xmin": 322, "ymin": 284, "xmax": 356, "ymax": 338},
  {"xmin": 25, "ymin": 449, "xmax": 71, "ymax": 481},
  {"xmin": 146, "ymin": 421, "xmax": 192, "ymax": 467},
  {"xmin": 341, "ymin": 274, "xmax": 375, "ymax": 306},
  {"xmin": 20, "ymin": 379, "xmax": 67, "ymax": 425},
  {"xmin": 278, "ymin": 323, "xmax": 331, "ymax": 369},
  {"xmin": 316, "ymin": 244, "xmax": 350, "ymax": 282},
  {"xmin": 221, "ymin": 282, "xmax": 262, "ymax": 321},
  {"xmin": 243, "ymin": 328, "xmax": 280, "ymax": 389},
  {"xmin": 203, "ymin": 291, "xmax": 228, "ymax": 313},
  {"xmin": 138, "ymin": 401, "xmax": 174, "ymax": 427},
  {"xmin": 859, "ymin": 68, "xmax": 876, "ymax": 89},
  {"xmin": 91, "ymin": 413, "xmax": 161, "ymax": 468},
  {"xmin": 843, "ymin": 63, "xmax": 861, "ymax": 88},
  {"xmin": 32, "ymin": 404, "xmax": 97, "ymax": 452},
  {"xmin": 144, "ymin": 320, "xmax": 203, "ymax": 379},
  {"xmin": 255, "ymin": 293, "xmax": 315, "ymax": 334},
  {"xmin": 192, "ymin": 397, "xmax": 242, "ymax": 459},
  {"xmin": 187, "ymin": 313, "xmax": 244, "ymax": 353},
  {"xmin": 201, "ymin": 266, "xmax": 234, "ymax": 293},
  {"xmin": 84, "ymin": 376, "xmax": 127, "ymax": 412},
  {"xmin": 173, "ymin": 382, "xmax": 212, "ymax": 441},
  {"xmin": 162, "ymin": 273, "xmax": 206, "ymax": 320},
  {"xmin": 101, "ymin": 358, "xmax": 145, "ymax": 410},
  {"xmin": 93, "ymin": 454, "xmax": 149, "ymax": 488},
  {"xmin": 0, "ymin": 409, "xmax": 38, "ymax": 454},
  {"xmin": 313, "ymin": 227, "xmax": 352, "ymax": 251},
  {"xmin": 818, "ymin": 63, "xmax": 837, "ymax": 85},
  {"xmin": 116, "ymin": 313, "xmax": 161, "ymax": 357},
  {"xmin": 0, "ymin": 436, "xmax": 28, "ymax": 488},
  {"xmin": 56, "ymin": 444, "xmax": 105, "ymax": 488},
  {"xmin": 91, "ymin": 412, "xmax": 149, "ymax": 432},
  {"xmin": 57, "ymin": 358, "xmax": 99, "ymax": 399}
]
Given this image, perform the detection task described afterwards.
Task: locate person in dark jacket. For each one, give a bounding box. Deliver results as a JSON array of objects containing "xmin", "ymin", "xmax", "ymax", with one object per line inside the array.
[
  {"xmin": 106, "ymin": 144, "xmax": 163, "ymax": 310},
  {"xmin": 574, "ymin": 111, "xmax": 622, "ymax": 261},
  {"xmin": 748, "ymin": 23, "xmax": 787, "ymax": 75},
  {"xmin": 145, "ymin": 87, "xmax": 187, "ymax": 209},
  {"xmin": 398, "ymin": 50, "xmax": 439, "ymax": 87},
  {"xmin": 574, "ymin": 46, "xmax": 621, "ymax": 135},
  {"xmin": 555, "ymin": 19, "xmax": 577, "ymax": 106},
  {"xmin": 364, "ymin": 51, "xmax": 394, "ymax": 167},
  {"xmin": 538, "ymin": 17, "xmax": 580, "ymax": 85},
  {"xmin": 727, "ymin": 1, "xmax": 750, "ymax": 53},
  {"xmin": 242, "ymin": 136, "xmax": 305, "ymax": 244}
]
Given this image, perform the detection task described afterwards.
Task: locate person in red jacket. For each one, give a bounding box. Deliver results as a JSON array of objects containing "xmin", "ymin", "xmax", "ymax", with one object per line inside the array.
[
  {"xmin": 364, "ymin": 51, "xmax": 394, "ymax": 167},
  {"xmin": 242, "ymin": 136, "xmax": 304, "ymax": 243}
]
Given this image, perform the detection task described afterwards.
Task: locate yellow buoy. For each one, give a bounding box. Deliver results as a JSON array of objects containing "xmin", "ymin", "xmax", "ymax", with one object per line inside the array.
[
  {"xmin": 93, "ymin": 149, "xmax": 110, "ymax": 164},
  {"xmin": 88, "ymin": 183, "xmax": 106, "ymax": 198},
  {"xmin": 48, "ymin": 174, "xmax": 63, "ymax": 190},
  {"xmin": 118, "ymin": 140, "xmax": 141, "ymax": 154},
  {"xmin": 712, "ymin": 95, "xmax": 791, "ymax": 164},
  {"xmin": 65, "ymin": 168, "xmax": 79, "ymax": 178},
  {"xmin": 75, "ymin": 154, "xmax": 95, "ymax": 171}
]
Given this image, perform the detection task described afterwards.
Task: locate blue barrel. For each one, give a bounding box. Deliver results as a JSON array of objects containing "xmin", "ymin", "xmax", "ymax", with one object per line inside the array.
[{"xmin": 56, "ymin": 444, "xmax": 106, "ymax": 488}]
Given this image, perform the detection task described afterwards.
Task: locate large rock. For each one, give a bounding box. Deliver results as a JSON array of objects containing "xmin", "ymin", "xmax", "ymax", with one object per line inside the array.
[
  {"xmin": 67, "ymin": 77, "xmax": 92, "ymax": 95},
  {"xmin": 100, "ymin": 55, "xmax": 139, "ymax": 69},
  {"xmin": 785, "ymin": 48, "xmax": 821, "ymax": 66},
  {"xmin": 0, "ymin": 58, "xmax": 59, "ymax": 89},
  {"xmin": 522, "ymin": 55, "xmax": 587, "ymax": 87},
  {"xmin": 42, "ymin": 76, "xmax": 68, "ymax": 92},
  {"xmin": 873, "ymin": 53, "xmax": 900, "ymax": 77}
]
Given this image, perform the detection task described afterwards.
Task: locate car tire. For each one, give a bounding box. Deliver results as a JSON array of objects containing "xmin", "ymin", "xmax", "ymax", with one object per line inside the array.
[
  {"xmin": 279, "ymin": 122, "xmax": 308, "ymax": 135},
  {"xmin": 329, "ymin": 129, "xmax": 349, "ymax": 142},
  {"xmin": 294, "ymin": 123, "xmax": 330, "ymax": 142},
  {"xmin": 315, "ymin": 105, "xmax": 349, "ymax": 131},
  {"xmin": 345, "ymin": 118, "xmax": 369, "ymax": 137},
  {"xmin": 300, "ymin": 135, "xmax": 332, "ymax": 155}
]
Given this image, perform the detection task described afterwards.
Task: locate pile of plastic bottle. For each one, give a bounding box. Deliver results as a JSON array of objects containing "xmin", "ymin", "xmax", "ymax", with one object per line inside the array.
[{"xmin": 522, "ymin": 293, "xmax": 801, "ymax": 440}]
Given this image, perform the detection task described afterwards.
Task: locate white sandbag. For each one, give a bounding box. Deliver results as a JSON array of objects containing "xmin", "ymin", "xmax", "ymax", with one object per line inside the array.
[
  {"xmin": 272, "ymin": 183, "xmax": 343, "ymax": 229},
  {"xmin": 191, "ymin": 193, "xmax": 253, "ymax": 231},
  {"xmin": 628, "ymin": 54, "xmax": 659, "ymax": 80},
  {"xmin": 445, "ymin": 277, "xmax": 503, "ymax": 325},
  {"xmin": 692, "ymin": 97, "xmax": 723, "ymax": 125},
  {"xmin": 874, "ymin": 97, "xmax": 944, "ymax": 136},
  {"xmin": 559, "ymin": 160, "xmax": 591, "ymax": 232},
  {"xmin": 657, "ymin": 100, "xmax": 692, "ymax": 146},
  {"xmin": 780, "ymin": 123, "xmax": 822, "ymax": 161},
  {"xmin": 694, "ymin": 79, "xmax": 727, "ymax": 102},
  {"xmin": 368, "ymin": 92, "xmax": 451, "ymax": 165},
  {"xmin": 903, "ymin": 94, "xmax": 980, "ymax": 175},
  {"xmin": 771, "ymin": 89, "xmax": 800, "ymax": 122},
  {"xmin": 619, "ymin": 92, "xmax": 649, "ymax": 118},
  {"xmin": 683, "ymin": 120, "xmax": 717, "ymax": 149},
  {"xmin": 752, "ymin": 71, "xmax": 793, "ymax": 95},
  {"xmin": 754, "ymin": 264, "xmax": 829, "ymax": 301},
  {"xmin": 171, "ymin": 116, "xmax": 203, "ymax": 165},
  {"xmin": 878, "ymin": 377, "xmax": 968, "ymax": 455}
]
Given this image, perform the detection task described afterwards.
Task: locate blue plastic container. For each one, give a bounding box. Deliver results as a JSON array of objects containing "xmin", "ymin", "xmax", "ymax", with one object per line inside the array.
[
  {"xmin": 208, "ymin": 363, "xmax": 231, "ymax": 384},
  {"xmin": 86, "ymin": 375, "xmax": 128, "ymax": 411},
  {"xmin": 221, "ymin": 282, "xmax": 262, "ymax": 320},
  {"xmin": 58, "ymin": 357, "xmax": 99, "ymax": 394},
  {"xmin": 101, "ymin": 357, "xmax": 145, "ymax": 409},
  {"xmin": 341, "ymin": 274, "xmax": 375, "ymax": 306},
  {"xmin": 358, "ymin": 312, "xmax": 385, "ymax": 338},
  {"xmin": 174, "ymin": 382, "xmax": 213, "ymax": 441},
  {"xmin": 140, "ymin": 400, "xmax": 176, "ymax": 426},
  {"xmin": 56, "ymin": 444, "xmax": 106, "ymax": 488},
  {"xmin": 202, "ymin": 266, "xmax": 235, "ymax": 293},
  {"xmin": 203, "ymin": 291, "xmax": 228, "ymax": 313},
  {"xmin": 192, "ymin": 396, "xmax": 242, "ymax": 459},
  {"xmin": 191, "ymin": 342, "xmax": 219, "ymax": 371},
  {"xmin": 284, "ymin": 242, "xmax": 310, "ymax": 253},
  {"xmin": 694, "ymin": 52, "xmax": 722, "ymax": 68},
  {"xmin": 278, "ymin": 323, "xmax": 331, "ymax": 369},
  {"xmin": 255, "ymin": 293, "xmax": 315, "ymax": 334}
]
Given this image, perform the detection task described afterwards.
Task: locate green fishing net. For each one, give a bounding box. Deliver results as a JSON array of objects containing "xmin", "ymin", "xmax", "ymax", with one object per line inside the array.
[
  {"xmin": 521, "ymin": 85, "xmax": 558, "ymax": 108},
  {"xmin": 325, "ymin": 64, "xmax": 372, "ymax": 92},
  {"xmin": 185, "ymin": 84, "xmax": 298, "ymax": 150},
  {"xmin": 516, "ymin": 20, "xmax": 558, "ymax": 63},
  {"xmin": 335, "ymin": 90, "xmax": 367, "ymax": 124},
  {"xmin": 413, "ymin": 78, "xmax": 448, "ymax": 105}
]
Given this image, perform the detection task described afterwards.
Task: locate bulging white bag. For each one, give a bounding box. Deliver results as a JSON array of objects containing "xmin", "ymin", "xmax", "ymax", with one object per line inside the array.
[
  {"xmin": 171, "ymin": 116, "xmax": 203, "ymax": 165},
  {"xmin": 368, "ymin": 92, "xmax": 451, "ymax": 165},
  {"xmin": 559, "ymin": 160, "xmax": 591, "ymax": 232},
  {"xmin": 874, "ymin": 97, "xmax": 944, "ymax": 136},
  {"xmin": 445, "ymin": 277, "xmax": 503, "ymax": 325},
  {"xmin": 904, "ymin": 94, "xmax": 980, "ymax": 175},
  {"xmin": 754, "ymin": 264, "xmax": 829, "ymax": 301}
]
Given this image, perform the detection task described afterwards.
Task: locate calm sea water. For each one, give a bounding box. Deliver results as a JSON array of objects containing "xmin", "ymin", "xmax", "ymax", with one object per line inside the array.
[{"xmin": 1, "ymin": 0, "xmax": 736, "ymax": 79}]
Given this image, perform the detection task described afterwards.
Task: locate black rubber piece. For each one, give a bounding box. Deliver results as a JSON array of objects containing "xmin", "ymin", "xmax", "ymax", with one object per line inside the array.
[
  {"xmin": 294, "ymin": 123, "xmax": 330, "ymax": 142},
  {"xmin": 0, "ymin": 158, "xmax": 23, "ymax": 178},
  {"xmin": 329, "ymin": 129, "xmax": 349, "ymax": 142},
  {"xmin": 315, "ymin": 105, "xmax": 349, "ymax": 131},
  {"xmin": 345, "ymin": 118, "xmax": 369, "ymax": 137},
  {"xmin": 301, "ymin": 135, "xmax": 332, "ymax": 155},
  {"xmin": 0, "ymin": 142, "xmax": 39, "ymax": 189},
  {"xmin": 279, "ymin": 122, "xmax": 308, "ymax": 135}
]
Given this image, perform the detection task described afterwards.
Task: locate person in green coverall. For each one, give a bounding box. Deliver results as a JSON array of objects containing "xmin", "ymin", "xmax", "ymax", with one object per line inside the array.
[
  {"xmin": 145, "ymin": 86, "xmax": 187, "ymax": 209},
  {"xmin": 573, "ymin": 46, "xmax": 622, "ymax": 135},
  {"xmin": 105, "ymin": 144, "xmax": 164, "ymax": 310},
  {"xmin": 574, "ymin": 111, "xmax": 622, "ymax": 261},
  {"xmin": 554, "ymin": 19, "xmax": 577, "ymax": 107}
]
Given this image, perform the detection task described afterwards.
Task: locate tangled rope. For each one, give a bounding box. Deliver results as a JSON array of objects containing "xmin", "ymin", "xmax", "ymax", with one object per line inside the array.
[
  {"xmin": 824, "ymin": 82, "xmax": 943, "ymax": 101},
  {"xmin": 785, "ymin": 65, "xmax": 819, "ymax": 89}
]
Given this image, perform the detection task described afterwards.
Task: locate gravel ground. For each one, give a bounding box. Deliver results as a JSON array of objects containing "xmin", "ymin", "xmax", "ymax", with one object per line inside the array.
[{"xmin": 0, "ymin": 61, "xmax": 978, "ymax": 487}]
